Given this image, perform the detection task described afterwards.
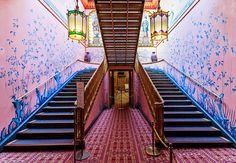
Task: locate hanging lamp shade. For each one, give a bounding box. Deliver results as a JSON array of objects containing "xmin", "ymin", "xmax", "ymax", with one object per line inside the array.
[
  {"xmin": 67, "ymin": 6, "xmax": 86, "ymax": 40},
  {"xmin": 150, "ymin": 1, "xmax": 169, "ymax": 44}
]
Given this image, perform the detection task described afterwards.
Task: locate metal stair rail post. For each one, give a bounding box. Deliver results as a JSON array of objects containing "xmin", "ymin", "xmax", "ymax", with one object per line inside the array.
[{"xmin": 134, "ymin": 57, "xmax": 165, "ymax": 144}]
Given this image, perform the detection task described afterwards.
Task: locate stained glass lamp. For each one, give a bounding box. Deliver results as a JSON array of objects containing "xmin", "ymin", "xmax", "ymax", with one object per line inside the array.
[
  {"xmin": 150, "ymin": 0, "xmax": 168, "ymax": 45},
  {"xmin": 67, "ymin": 1, "xmax": 86, "ymax": 40}
]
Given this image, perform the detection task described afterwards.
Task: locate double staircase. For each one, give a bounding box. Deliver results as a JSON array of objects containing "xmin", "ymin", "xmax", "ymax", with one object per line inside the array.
[
  {"xmin": 3, "ymin": 68, "xmax": 233, "ymax": 151},
  {"xmin": 146, "ymin": 70, "xmax": 233, "ymax": 148},
  {"xmin": 4, "ymin": 70, "xmax": 95, "ymax": 151}
]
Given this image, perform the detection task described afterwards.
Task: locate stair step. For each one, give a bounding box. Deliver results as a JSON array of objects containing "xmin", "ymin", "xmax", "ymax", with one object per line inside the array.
[
  {"xmin": 164, "ymin": 105, "xmax": 198, "ymax": 111},
  {"xmin": 164, "ymin": 111, "xmax": 204, "ymax": 118},
  {"xmin": 164, "ymin": 100, "xmax": 192, "ymax": 105},
  {"xmin": 65, "ymin": 82, "xmax": 87, "ymax": 87},
  {"xmin": 4, "ymin": 139, "xmax": 74, "ymax": 151},
  {"xmin": 57, "ymin": 92, "xmax": 77, "ymax": 96},
  {"xmin": 47, "ymin": 101, "xmax": 75, "ymax": 106},
  {"xmin": 146, "ymin": 69, "xmax": 233, "ymax": 147},
  {"xmin": 154, "ymin": 83, "xmax": 175, "ymax": 87},
  {"xmin": 3, "ymin": 70, "xmax": 95, "ymax": 151},
  {"xmin": 74, "ymin": 76, "xmax": 91, "ymax": 78},
  {"xmin": 159, "ymin": 91, "xmax": 183, "ymax": 95},
  {"xmin": 151, "ymin": 79, "xmax": 170, "ymax": 81},
  {"xmin": 27, "ymin": 120, "xmax": 74, "ymax": 128},
  {"xmin": 71, "ymin": 78, "xmax": 90, "ymax": 82},
  {"xmin": 43, "ymin": 106, "xmax": 76, "ymax": 112},
  {"xmin": 64, "ymin": 85, "xmax": 77, "ymax": 88},
  {"xmin": 35, "ymin": 112, "xmax": 74, "ymax": 120},
  {"xmin": 147, "ymin": 71, "xmax": 164, "ymax": 74},
  {"xmin": 164, "ymin": 126, "xmax": 221, "ymax": 137},
  {"xmin": 149, "ymin": 73, "xmax": 167, "ymax": 76},
  {"xmin": 149, "ymin": 75, "xmax": 169, "ymax": 80},
  {"xmin": 166, "ymin": 137, "xmax": 232, "ymax": 148},
  {"xmin": 61, "ymin": 88, "xmax": 77, "ymax": 92},
  {"xmin": 70, "ymin": 81, "xmax": 88, "ymax": 84},
  {"xmin": 53, "ymin": 96, "xmax": 77, "ymax": 101},
  {"xmin": 153, "ymin": 81, "xmax": 173, "ymax": 85},
  {"xmin": 164, "ymin": 118, "xmax": 211, "ymax": 126},
  {"xmin": 74, "ymin": 75, "xmax": 92, "ymax": 78},
  {"xmin": 67, "ymin": 82, "xmax": 77, "ymax": 85},
  {"xmin": 17, "ymin": 128, "xmax": 74, "ymax": 139},
  {"xmin": 156, "ymin": 87, "xmax": 179, "ymax": 91},
  {"xmin": 73, "ymin": 79, "xmax": 90, "ymax": 82},
  {"xmin": 162, "ymin": 95, "xmax": 188, "ymax": 100}
]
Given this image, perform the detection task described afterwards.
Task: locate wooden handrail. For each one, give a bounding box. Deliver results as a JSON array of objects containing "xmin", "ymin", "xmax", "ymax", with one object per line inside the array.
[
  {"xmin": 135, "ymin": 57, "xmax": 165, "ymax": 143},
  {"xmin": 140, "ymin": 59, "xmax": 164, "ymax": 65},
  {"xmin": 84, "ymin": 57, "xmax": 108, "ymax": 123},
  {"xmin": 17, "ymin": 59, "xmax": 100, "ymax": 100},
  {"xmin": 17, "ymin": 59, "xmax": 78, "ymax": 100},
  {"xmin": 77, "ymin": 58, "xmax": 101, "ymax": 65},
  {"xmin": 142, "ymin": 59, "xmax": 221, "ymax": 100}
]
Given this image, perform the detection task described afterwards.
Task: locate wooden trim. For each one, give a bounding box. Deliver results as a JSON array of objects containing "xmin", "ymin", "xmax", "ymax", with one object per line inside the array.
[
  {"xmin": 168, "ymin": 0, "xmax": 200, "ymax": 33},
  {"xmin": 38, "ymin": 0, "xmax": 67, "ymax": 29},
  {"xmin": 109, "ymin": 70, "xmax": 133, "ymax": 108},
  {"xmin": 84, "ymin": 58, "xmax": 108, "ymax": 123},
  {"xmin": 135, "ymin": 57, "xmax": 165, "ymax": 142}
]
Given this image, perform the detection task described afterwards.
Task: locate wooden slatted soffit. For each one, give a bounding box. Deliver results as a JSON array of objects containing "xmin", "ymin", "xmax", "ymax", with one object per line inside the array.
[{"xmin": 94, "ymin": 0, "xmax": 145, "ymax": 66}]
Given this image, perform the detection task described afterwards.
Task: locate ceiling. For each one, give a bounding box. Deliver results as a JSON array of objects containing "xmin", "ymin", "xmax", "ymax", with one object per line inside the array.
[
  {"xmin": 82, "ymin": 0, "xmax": 157, "ymax": 9},
  {"xmin": 94, "ymin": 0, "xmax": 145, "ymax": 66}
]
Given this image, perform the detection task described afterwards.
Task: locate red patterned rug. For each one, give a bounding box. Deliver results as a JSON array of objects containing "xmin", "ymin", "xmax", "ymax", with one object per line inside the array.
[{"xmin": 0, "ymin": 109, "xmax": 236, "ymax": 163}]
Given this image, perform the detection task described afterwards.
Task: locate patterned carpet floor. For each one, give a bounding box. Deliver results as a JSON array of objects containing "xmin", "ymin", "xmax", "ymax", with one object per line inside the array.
[{"xmin": 0, "ymin": 109, "xmax": 236, "ymax": 163}]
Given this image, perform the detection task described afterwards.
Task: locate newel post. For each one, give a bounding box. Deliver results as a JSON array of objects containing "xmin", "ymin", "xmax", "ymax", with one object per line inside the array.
[
  {"xmin": 75, "ymin": 82, "xmax": 85, "ymax": 148},
  {"xmin": 74, "ymin": 82, "xmax": 90, "ymax": 161},
  {"xmin": 154, "ymin": 102, "xmax": 165, "ymax": 146}
]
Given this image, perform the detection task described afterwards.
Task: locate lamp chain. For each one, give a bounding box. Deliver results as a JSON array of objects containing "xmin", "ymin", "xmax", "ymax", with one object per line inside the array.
[
  {"xmin": 157, "ymin": 0, "xmax": 161, "ymax": 11},
  {"xmin": 76, "ymin": 0, "xmax": 79, "ymax": 10}
]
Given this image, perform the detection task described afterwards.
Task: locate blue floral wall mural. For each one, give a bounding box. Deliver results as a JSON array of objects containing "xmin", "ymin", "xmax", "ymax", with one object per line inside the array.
[
  {"xmin": 152, "ymin": 0, "xmax": 236, "ymax": 141},
  {"xmin": 0, "ymin": 0, "xmax": 98, "ymax": 145}
]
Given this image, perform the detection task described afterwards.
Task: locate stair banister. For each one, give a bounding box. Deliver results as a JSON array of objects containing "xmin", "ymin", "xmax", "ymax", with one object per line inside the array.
[
  {"xmin": 142, "ymin": 59, "xmax": 221, "ymax": 100},
  {"xmin": 84, "ymin": 57, "xmax": 108, "ymax": 123},
  {"xmin": 17, "ymin": 59, "xmax": 100, "ymax": 100},
  {"xmin": 135, "ymin": 57, "xmax": 165, "ymax": 144}
]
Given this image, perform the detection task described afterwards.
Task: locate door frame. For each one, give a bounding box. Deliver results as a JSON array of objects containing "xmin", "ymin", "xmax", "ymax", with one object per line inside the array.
[{"xmin": 109, "ymin": 70, "xmax": 133, "ymax": 108}]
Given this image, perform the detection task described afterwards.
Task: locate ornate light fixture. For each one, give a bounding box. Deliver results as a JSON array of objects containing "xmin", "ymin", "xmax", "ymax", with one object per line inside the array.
[
  {"xmin": 150, "ymin": 0, "xmax": 169, "ymax": 44},
  {"xmin": 67, "ymin": 0, "xmax": 87, "ymax": 40}
]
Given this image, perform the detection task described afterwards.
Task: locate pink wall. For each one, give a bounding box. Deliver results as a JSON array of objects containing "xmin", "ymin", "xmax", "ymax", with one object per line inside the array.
[
  {"xmin": 155, "ymin": 0, "xmax": 236, "ymax": 140},
  {"xmin": 0, "ymin": 0, "xmax": 92, "ymax": 143},
  {"xmin": 138, "ymin": 47, "xmax": 157, "ymax": 63},
  {"xmin": 158, "ymin": 0, "xmax": 236, "ymax": 109},
  {"xmin": 133, "ymin": 71, "xmax": 153, "ymax": 122},
  {"xmin": 85, "ymin": 71, "xmax": 109, "ymax": 130},
  {"xmin": 85, "ymin": 47, "xmax": 104, "ymax": 63}
]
